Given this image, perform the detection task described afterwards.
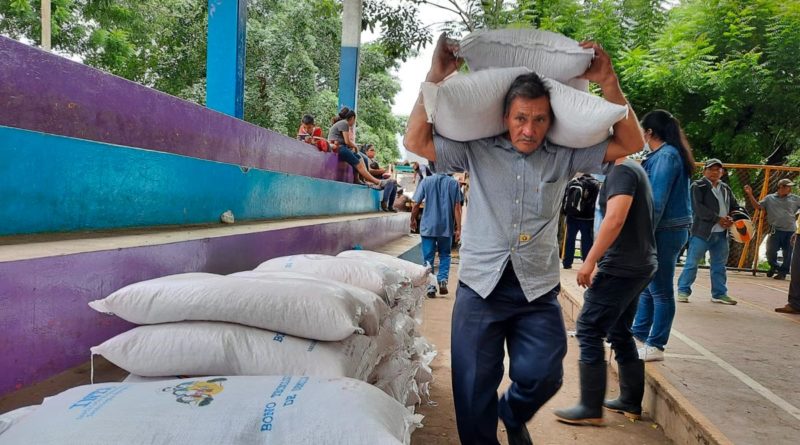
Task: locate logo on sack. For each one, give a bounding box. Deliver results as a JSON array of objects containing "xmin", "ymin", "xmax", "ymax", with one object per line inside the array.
[{"xmin": 162, "ymin": 378, "xmax": 227, "ymax": 407}]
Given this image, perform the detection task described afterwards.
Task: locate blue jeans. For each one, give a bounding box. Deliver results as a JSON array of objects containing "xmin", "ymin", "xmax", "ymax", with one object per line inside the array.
[
  {"xmin": 563, "ymin": 217, "xmax": 594, "ymax": 268},
  {"xmin": 382, "ymin": 179, "xmax": 397, "ymax": 207},
  {"xmin": 451, "ymin": 265, "xmax": 566, "ymax": 444},
  {"xmin": 767, "ymin": 230, "xmax": 794, "ymax": 274},
  {"xmin": 677, "ymin": 232, "xmax": 729, "ymax": 298},
  {"xmin": 631, "ymin": 228, "xmax": 689, "ymax": 350},
  {"xmin": 421, "ymin": 236, "xmax": 452, "ymax": 283}
]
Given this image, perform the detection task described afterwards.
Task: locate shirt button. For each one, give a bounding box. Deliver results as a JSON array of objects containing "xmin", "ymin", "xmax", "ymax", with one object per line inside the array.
[
  {"xmin": 511, "ymin": 247, "xmax": 515, "ymax": 252},
  {"xmin": 513, "ymin": 223, "xmax": 517, "ymax": 228},
  {"xmin": 515, "ymin": 199, "xmax": 520, "ymax": 204},
  {"xmin": 517, "ymin": 175, "xmax": 521, "ymax": 180}
]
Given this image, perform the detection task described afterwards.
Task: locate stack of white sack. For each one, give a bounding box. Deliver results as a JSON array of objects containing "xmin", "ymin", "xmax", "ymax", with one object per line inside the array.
[
  {"xmin": 0, "ymin": 376, "xmax": 422, "ymax": 445},
  {"xmin": 421, "ymin": 28, "xmax": 629, "ymax": 146},
  {"xmin": 335, "ymin": 250, "xmax": 438, "ymax": 408},
  {"xmin": 88, "ymin": 272, "xmax": 389, "ymax": 381}
]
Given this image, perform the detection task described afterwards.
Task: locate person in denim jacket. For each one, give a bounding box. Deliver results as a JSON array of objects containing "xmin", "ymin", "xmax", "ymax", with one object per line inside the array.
[{"xmin": 631, "ymin": 110, "xmax": 695, "ymax": 362}]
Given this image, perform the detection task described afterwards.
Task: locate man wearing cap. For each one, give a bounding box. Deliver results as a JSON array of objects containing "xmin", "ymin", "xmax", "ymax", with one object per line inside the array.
[
  {"xmin": 745, "ymin": 178, "xmax": 800, "ymax": 280},
  {"xmin": 677, "ymin": 159, "xmax": 741, "ymax": 304}
]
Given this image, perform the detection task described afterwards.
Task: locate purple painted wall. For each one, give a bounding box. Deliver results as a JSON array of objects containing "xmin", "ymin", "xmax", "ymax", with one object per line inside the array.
[
  {"xmin": 0, "ymin": 215, "xmax": 410, "ymax": 397},
  {"xmin": 0, "ymin": 37, "xmax": 353, "ymax": 182}
]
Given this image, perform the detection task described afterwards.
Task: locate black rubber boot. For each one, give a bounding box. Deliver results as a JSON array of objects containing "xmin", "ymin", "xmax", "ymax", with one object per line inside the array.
[
  {"xmin": 603, "ymin": 359, "xmax": 645, "ymax": 420},
  {"xmin": 554, "ymin": 362, "xmax": 607, "ymax": 426},
  {"xmin": 505, "ymin": 424, "xmax": 533, "ymax": 445}
]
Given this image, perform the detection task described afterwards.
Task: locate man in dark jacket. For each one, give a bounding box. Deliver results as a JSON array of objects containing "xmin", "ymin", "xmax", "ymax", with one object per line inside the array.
[
  {"xmin": 562, "ymin": 173, "xmax": 601, "ymax": 269},
  {"xmin": 677, "ymin": 159, "xmax": 740, "ymax": 305}
]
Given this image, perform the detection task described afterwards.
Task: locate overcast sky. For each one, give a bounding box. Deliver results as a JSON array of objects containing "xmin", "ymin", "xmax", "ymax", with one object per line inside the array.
[{"xmin": 363, "ymin": 1, "xmax": 461, "ymax": 161}]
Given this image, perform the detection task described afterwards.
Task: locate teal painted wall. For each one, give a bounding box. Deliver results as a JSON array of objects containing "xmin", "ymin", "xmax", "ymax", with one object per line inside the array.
[{"xmin": 0, "ymin": 126, "xmax": 380, "ymax": 235}]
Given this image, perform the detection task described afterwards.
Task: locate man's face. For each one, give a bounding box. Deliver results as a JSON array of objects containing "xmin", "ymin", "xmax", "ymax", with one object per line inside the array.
[
  {"xmin": 504, "ymin": 96, "xmax": 552, "ymax": 154},
  {"xmin": 704, "ymin": 165, "xmax": 723, "ymax": 183},
  {"xmin": 778, "ymin": 185, "xmax": 792, "ymax": 197},
  {"xmin": 367, "ymin": 148, "xmax": 376, "ymax": 159}
]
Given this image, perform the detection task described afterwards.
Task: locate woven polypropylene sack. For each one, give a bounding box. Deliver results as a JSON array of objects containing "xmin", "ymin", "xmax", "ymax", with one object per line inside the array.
[
  {"xmin": 459, "ymin": 28, "xmax": 594, "ymax": 83},
  {"xmin": 255, "ymin": 254, "xmax": 410, "ymax": 301},
  {"xmin": 544, "ymin": 77, "xmax": 628, "ymax": 147},
  {"xmin": 337, "ymin": 250, "xmax": 431, "ymax": 287},
  {"xmin": 422, "ymin": 67, "xmax": 530, "ymax": 142},
  {"xmin": 89, "ymin": 273, "xmax": 364, "ymax": 341},
  {"xmin": 0, "ymin": 376, "xmax": 421, "ymax": 445},
  {"xmin": 91, "ymin": 322, "xmax": 381, "ymax": 381},
  {"xmin": 422, "ymin": 67, "xmax": 628, "ymax": 147},
  {"xmin": 230, "ymin": 270, "xmax": 389, "ymax": 336}
]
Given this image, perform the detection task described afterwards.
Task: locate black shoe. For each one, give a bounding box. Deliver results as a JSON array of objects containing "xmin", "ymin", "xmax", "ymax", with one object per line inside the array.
[
  {"xmin": 603, "ymin": 359, "xmax": 645, "ymax": 420},
  {"xmin": 554, "ymin": 362, "xmax": 607, "ymax": 426},
  {"xmin": 774, "ymin": 273, "xmax": 787, "ymax": 280},
  {"xmin": 438, "ymin": 280, "xmax": 448, "ymax": 295},
  {"xmin": 380, "ymin": 202, "xmax": 389, "ymax": 212},
  {"xmin": 505, "ymin": 424, "xmax": 533, "ymax": 445},
  {"xmin": 767, "ymin": 267, "xmax": 775, "ymax": 277},
  {"xmin": 563, "ymin": 265, "xmax": 572, "ymax": 270},
  {"xmin": 425, "ymin": 285, "xmax": 436, "ymax": 298}
]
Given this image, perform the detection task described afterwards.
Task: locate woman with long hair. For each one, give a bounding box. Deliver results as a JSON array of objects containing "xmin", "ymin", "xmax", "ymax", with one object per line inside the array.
[
  {"xmin": 328, "ymin": 107, "xmax": 383, "ymax": 187},
  {"xmin": 631, "ymin": 110, "xmax": 695, "ymax": 362}
]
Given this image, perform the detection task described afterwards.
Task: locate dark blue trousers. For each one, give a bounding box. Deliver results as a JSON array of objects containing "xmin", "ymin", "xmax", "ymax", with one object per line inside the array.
[
  {"xmin": 451, "ymin": 264, "xmax": 567, "ymax": 445},
  {"xmin": 563, "ymin": 216, "xmax": 594, "ymax": 268},
  {"xmin": 577, "ymin": 271, "xmax": 654, "ymax": 365}
]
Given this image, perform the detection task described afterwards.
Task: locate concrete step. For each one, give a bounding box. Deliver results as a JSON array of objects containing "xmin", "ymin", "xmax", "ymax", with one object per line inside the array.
[{"xmin": 0, "ymin": 212, "xmax": 410, "ymax": 398}]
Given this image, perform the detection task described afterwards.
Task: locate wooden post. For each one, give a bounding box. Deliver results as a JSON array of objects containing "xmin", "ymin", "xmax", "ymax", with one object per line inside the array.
[
  {"xmin": 748, "ymin": 168, "xmax": 772, "ymax": 274},
  {"xmin": 41, "ymin": 0, "xmax": 51, "ymax": 51}
]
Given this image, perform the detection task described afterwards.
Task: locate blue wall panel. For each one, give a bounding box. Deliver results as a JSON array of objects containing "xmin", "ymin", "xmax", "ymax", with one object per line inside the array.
[
  {"xmin": 206, "ymin": 0, "xmax": 247, "ymax": 118},
  {"xmin": 338, "ymin": 46, "xmax": 360, "ymax": 111},
  {"xmin": 0, "ymin": 126, "xmax": 380, "ymax": 236}
]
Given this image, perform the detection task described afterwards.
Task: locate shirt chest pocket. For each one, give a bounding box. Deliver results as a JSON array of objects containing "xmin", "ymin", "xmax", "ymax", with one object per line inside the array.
[{"xmin": 535, "ymin": 181, "xmax": 564, "ymax": 218}]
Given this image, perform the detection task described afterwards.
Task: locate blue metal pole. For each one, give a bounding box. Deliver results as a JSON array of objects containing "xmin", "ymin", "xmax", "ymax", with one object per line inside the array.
[
  {"xmin": 206, "ymin": 0, "xmax": 247, "ymax": 119},
  {"xmin": 338, "ymin": 0, "xmax": 362, "ymax": 111}
]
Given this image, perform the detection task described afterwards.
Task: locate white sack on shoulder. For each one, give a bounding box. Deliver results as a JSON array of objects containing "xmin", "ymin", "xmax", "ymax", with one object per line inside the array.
[
  {"xmin": 544, "ymin": 77, "xmax": 628, "ymax": 147},
  {"xmin": 0, "ymin": 376, "xmax": 421, "ymax": 445},
  {"xmin": 91, "ymin": 322, "xmax": 381, "ymax": 381},
  {"xmin": 422, "ymin": 67, "xmax": 530, "ymax": 142},
  {"xmin": 89, "ymin": 272, "xmax": 364, "ymax": 341},
  {"xmin": 337, "ymin": 250, "xmax": 431, "ymax": 287},
  {"xmin": 230, "ymin": 270, "xmax": 388, "ymax": 336},
  {"xmin": 459, "ymin": 28, "xmax": 594, "ymax": 83},
  {"xmin": 422, "ymin": 67, "xmax": 628, "ymax": 147},
  {"xmin": 255, "ymin": 254, "xmax": 410, "ymax": 300}
]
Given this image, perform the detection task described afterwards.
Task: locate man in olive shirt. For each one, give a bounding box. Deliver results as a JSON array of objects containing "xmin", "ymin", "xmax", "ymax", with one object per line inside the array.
[
  {"xmin": 404, "ymin": 34, "xmax": 645, "ymax": 445},
  {"xmin": 745, "ymin": 179, "xmax": 800, "ymax": 280}
]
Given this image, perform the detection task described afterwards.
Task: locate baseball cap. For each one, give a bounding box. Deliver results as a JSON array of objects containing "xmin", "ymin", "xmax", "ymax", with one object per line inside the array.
[
  {"xmin": 778, "ymin": 178, "xmax": 795, "ymax": 187},
  {"xmin": 703, "ymin": 158, "xmax": 723, "ymax": 169}
]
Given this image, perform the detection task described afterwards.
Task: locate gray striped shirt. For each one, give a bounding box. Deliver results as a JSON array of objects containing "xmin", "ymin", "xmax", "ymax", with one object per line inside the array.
[{"xmin": 434, "ymin": 135, "xmax": 608, "ymax": 301}]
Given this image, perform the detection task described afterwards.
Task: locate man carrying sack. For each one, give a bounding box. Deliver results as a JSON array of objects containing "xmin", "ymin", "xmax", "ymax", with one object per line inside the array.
[{"xmin": 404, "ymin": 33, "xmax": 645, "ymax": 445}]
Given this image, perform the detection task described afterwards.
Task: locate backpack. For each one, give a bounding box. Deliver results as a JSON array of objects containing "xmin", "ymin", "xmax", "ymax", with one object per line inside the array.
[
  {"xmin": 562, "ymin": 178, "xmax": 585, "ymax": 217},
  {"xmin": 562, "ymin": 176, "xmax": 599, "ymax": 218}
]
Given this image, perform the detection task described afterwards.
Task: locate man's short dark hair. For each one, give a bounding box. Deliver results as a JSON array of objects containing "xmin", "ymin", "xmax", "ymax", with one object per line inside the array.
[
  {"xmin": 503, "ymin": 73, "xmax": 551, "ymax": 117},
  {"xmin": 301, "ymin": 114, "xmax": 315, "ymax": 125}
]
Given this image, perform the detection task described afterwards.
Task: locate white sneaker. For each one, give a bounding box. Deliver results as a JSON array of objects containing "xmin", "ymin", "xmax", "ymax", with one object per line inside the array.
[{"xmin": 638, "ymin": 345, "xmax": 664, "ymax": 362}]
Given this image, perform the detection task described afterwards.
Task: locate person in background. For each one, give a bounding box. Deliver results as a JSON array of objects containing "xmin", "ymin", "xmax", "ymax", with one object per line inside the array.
[
  {"xmin": 554, "ymin": 156, "xmax": 656, "ymax": 427},
  {"xmin": 744, "ymin": 179, "xmax": 800, "ymax": 280},
  {"xmin": 630, "ymin": 110, "xmax": 694, "ymax": 363},
  {"xmin": 393, "ymin": 188, "xmax": 410, "ymax": 212},
  {"xmin": 676, "ymin": 159, "xmax": 740, "ymax": 305},
  {"xmin": 776, "ymin": 210, "xmax": 800, "ymax": 314},
  {"xmin": 404, "ymin": 33, "xmax": 645, "ymax": 445},
  {"xmin": 328, "ymin": 108, "xmax": 385, "ymax": 188},
  {"xmin": 411, "ymin": 173, "xmax": 463, "ymax": 298},
  {"xmin": 412, "ymin": 161, "xmax": 433, "ymax": 184},
  {"xmin": 365, "ymin": 144, "xmax": 399, "ymax": 212},
  {"xmin": 562, "ymin": 173, "xmax": 600, "ymax": 270},
  {"xmin": 297, "ymin": 114, "xmax": 329, "ymax": 152}
]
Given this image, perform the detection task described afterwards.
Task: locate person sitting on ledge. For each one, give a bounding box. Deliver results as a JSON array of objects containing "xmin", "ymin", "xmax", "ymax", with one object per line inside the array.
[
  {"xmin": 297, "ymin": 114, "xmax": 329, "ymax": 152},
  {"xmin": 365, "ymin": 144, "xmax": 399, "ymax": 212},
  {"xmin": 328, "ymin": 107, "xmax": 384, "ymax": 188}
]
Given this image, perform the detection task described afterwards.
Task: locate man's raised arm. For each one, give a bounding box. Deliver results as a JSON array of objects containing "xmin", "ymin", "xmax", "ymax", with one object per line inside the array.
[
  {"xmin": 403, "ymin": 33, "xmax": 462, "ymax": 162},
  {"xmin": 578, "ymin": 42, "xmax": 644, "ymax": 163}
]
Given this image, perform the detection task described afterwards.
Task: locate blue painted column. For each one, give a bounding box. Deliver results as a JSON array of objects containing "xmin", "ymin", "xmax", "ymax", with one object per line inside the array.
[
  {"xmin": 338, "ymin": 0, "xmax": 362, "ymax": 111},
  {"xmin": 206, "ymin": 0, "xmax": 247, "ymax": 118}
]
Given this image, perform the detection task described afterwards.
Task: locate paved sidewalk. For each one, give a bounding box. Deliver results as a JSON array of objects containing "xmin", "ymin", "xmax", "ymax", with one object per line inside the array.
[{"xmin": 560, "ymin": 266, "xmax": 800, "ymax": 445}]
